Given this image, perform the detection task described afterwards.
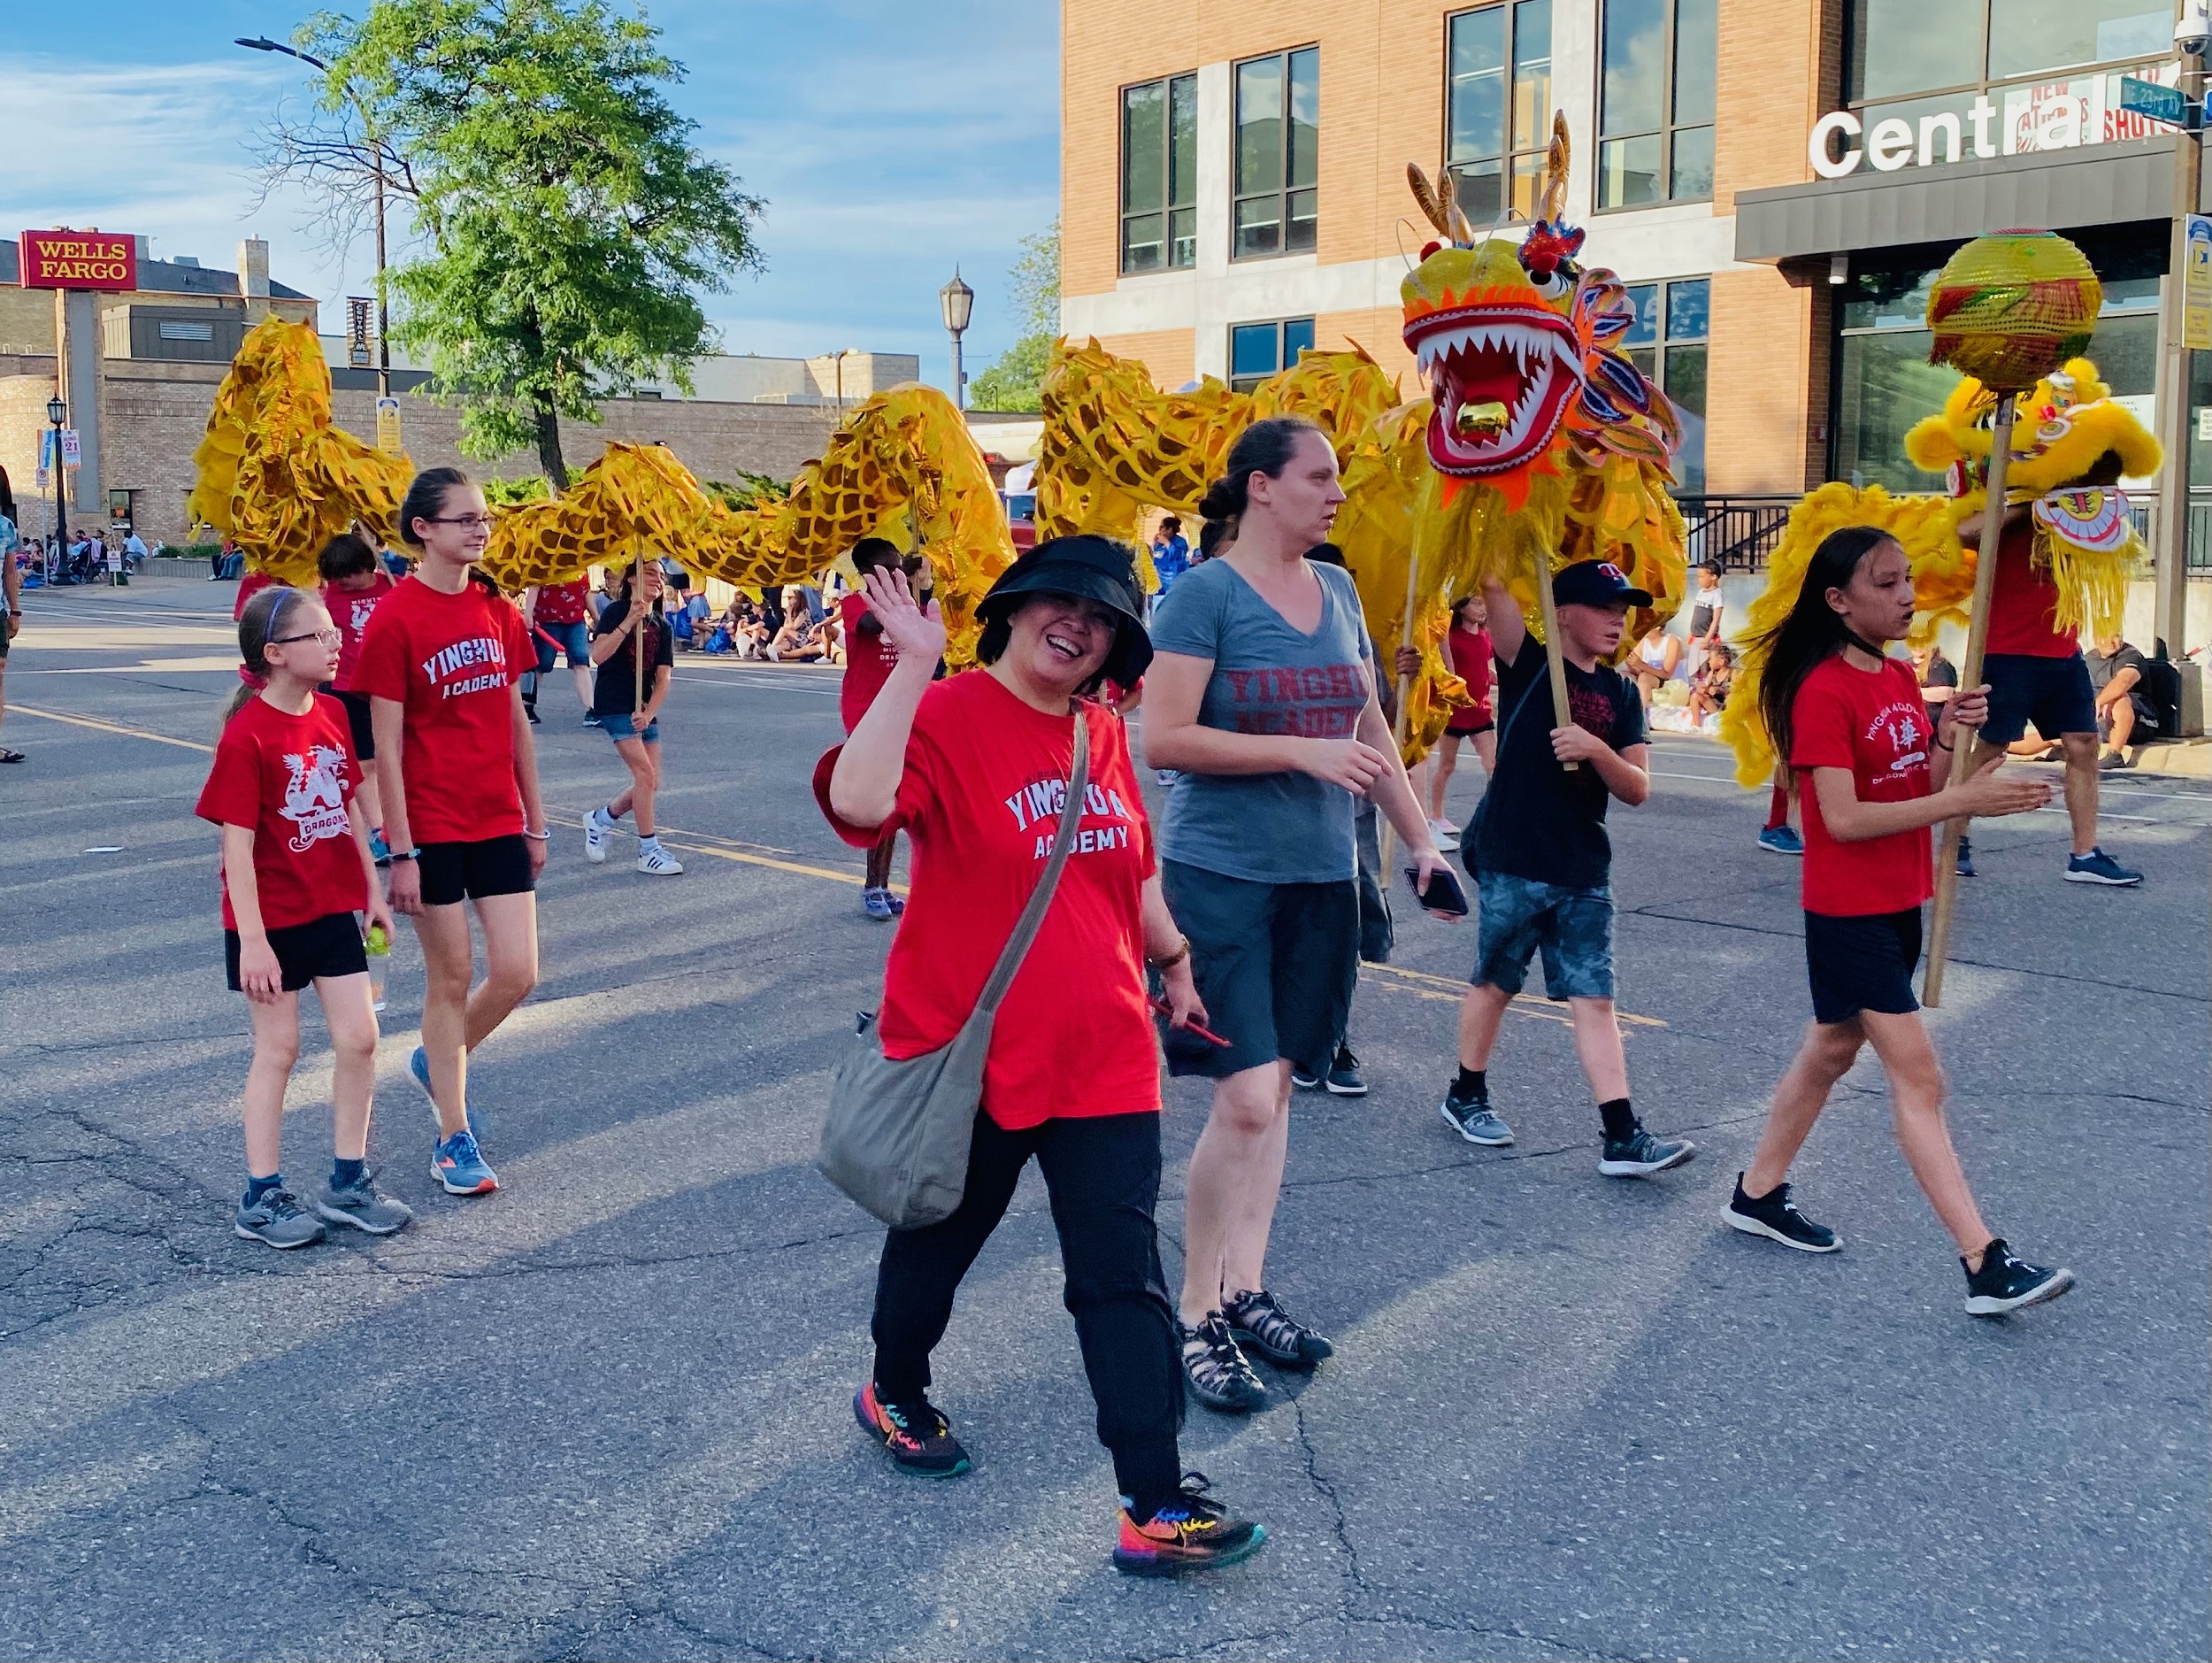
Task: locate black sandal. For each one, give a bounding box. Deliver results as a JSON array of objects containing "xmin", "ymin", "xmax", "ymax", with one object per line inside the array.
[{"xmin": 0, "ymin": 748, "xmax": 23, "ymax": 764}]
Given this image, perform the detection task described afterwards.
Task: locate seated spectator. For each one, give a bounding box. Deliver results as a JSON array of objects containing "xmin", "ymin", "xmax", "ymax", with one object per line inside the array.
[
  {"xmin": 2085, "ymin": 631, "xmax": 2154, "ymax": 767},
  {"xmin": 1686, "ymin": 643, "xmax": 1734, "ymax": 725},
  {"xmin": 1631, "ymin": 624, "xmax": 1683, "ymax": 708},
  {"xmin": 1912, "ymin": 641, "xmax": 1958, "ymax": 706}
]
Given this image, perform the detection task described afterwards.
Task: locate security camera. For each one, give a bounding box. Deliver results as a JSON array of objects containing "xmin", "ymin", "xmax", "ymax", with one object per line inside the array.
[{"xmin": 2177, "ymin": 4, "xmax": 2210, "ymax": 56}]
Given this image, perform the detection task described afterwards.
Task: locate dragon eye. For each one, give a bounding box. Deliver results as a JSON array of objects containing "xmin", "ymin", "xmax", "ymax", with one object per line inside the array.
[{"xmin": 1527, "ymin": 266, "xmax": 1572, "ymax": 301}]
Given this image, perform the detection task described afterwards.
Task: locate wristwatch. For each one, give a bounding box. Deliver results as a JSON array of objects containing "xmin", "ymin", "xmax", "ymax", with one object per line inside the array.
[{"xmin": 388, "ymin": 848, "xmax": 421, "ymax": 862}]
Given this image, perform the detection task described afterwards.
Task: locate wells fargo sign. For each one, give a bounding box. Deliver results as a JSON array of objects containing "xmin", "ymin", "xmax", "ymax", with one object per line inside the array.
[{"xmin": 18, "ymin": 230, "xmax": 138, "ymax": 291}]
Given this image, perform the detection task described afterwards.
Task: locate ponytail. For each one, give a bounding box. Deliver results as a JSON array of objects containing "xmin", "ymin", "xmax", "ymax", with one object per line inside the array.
[
  {"xmin": 222, "ymin": 583, "xmax": 301, "ymax": 725},
  {"xmin": 1197, "ymin": 416, "xmax": 1325, "ymax": 547}
]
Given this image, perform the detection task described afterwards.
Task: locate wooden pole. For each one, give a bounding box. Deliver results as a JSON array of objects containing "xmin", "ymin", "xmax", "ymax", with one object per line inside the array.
[
  {"xmin": 1922, "ymin": 390, "xmax": 2017, "ymax": 1008},
  {"xmin": 1378, "ymin": 548, "xmax": 1426, "ymax": 875},
  {"xmin": 1532, "ymin": 549, "xmax": 1578, "ymax": 772},
  {"xmin": 633, "ymin": 542, "xmax": 648, "ymax": 712}
]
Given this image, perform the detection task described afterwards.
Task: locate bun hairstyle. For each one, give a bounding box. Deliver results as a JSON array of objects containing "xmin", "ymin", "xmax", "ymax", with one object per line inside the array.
[
  {"xmin": 1751, "ymin": 524, "xmax": 1901, "ymax": 772},
  {"xmin": 1196, "ymin": 416, "xmax": 1325, "ymax": 543},
  {"xmin": 398, "ymin": 466, "xmax": 474, "ymax": 549},
  {"xmin": 317, "ymin": 530, "xmax": 379, "ymax": 583},
  {"xmin": 222, "ymin": 582, "xmax": 305, "ymax": 724}
]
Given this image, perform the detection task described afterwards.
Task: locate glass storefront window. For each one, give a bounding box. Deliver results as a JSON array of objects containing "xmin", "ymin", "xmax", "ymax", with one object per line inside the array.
[
  {"xmin": 1849, "ymin": 0, "xmax": 2170, "ymax": 104},
  {"xmin": 1987, "ymin": 0, "xmax": 2170, "ymax": 82},
  {"xmin": 1849, "ymin": 0, "xmax": 1981, "ymax": 102},
  {"xmin": 1598, "ymin": 0, "xmax": 1714, "ymax": 209}
]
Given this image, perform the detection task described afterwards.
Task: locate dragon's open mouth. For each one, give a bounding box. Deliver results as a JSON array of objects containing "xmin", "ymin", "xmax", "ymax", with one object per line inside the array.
[{"xmin": 1408, "ymin": 302, "xmax": 1582, "ymax": 477}]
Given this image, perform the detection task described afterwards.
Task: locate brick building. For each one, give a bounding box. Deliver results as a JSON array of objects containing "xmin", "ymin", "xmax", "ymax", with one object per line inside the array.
[
  {"xmin": 1, "ymin": 234, "xmax": 909, "ymax": 544},
  {"xmin": 1059, "ymin": 0, "xmax": 2190, "ymax": 502}
]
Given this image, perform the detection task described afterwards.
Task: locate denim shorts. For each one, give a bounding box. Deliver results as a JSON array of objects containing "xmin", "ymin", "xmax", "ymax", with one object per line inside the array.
[
  {"xmin": 600, "ymin": 712, "xmax": 660, "ymax": 743},
  {"xmin": 1471, "ymin": 867, "xmax": 1615, "ymax": 1000},
  {"xmin": 537, "ymin": 619, "xmax": 591, "ymax": 669}
]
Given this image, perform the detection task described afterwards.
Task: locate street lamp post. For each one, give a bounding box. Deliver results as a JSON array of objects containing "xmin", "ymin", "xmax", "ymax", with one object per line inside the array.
[
  {"xmin": 831, "ymin": 347, "xmax": 855, "ymax": 420},
  {"xmin": 940, "ymin": 270, "xmax": 974, "ymax": 412},
  {"xmin": 46, "ymin": 395, "xmax": 66, "ymax": 573},
  {"xmin": 236, "ymin": 35, "xmax": 390, "ymax": 400}
]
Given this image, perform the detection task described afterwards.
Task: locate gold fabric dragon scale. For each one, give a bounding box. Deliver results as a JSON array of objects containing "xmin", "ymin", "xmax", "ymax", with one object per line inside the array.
[{"xmin": 188, "ymin": 318, "xmax": 1017, "ymax": 665}]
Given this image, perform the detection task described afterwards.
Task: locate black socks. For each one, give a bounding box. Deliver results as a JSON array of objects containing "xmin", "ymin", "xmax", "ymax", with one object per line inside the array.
[
  {"xmin": 244, "ymin": 1172, "xmax": 282, "ymax": 1207},
  {"xmin": 332, "ymin": 1156, "xmax": 365, "ymax": 1191},
  {"xmin": 1598, "ymin": 1097, "xmax": 1638, "ymax": 1142},
  {"xmin": 1453, "ymin": 1066, "xmax": 1487, "ymax": 1102}
]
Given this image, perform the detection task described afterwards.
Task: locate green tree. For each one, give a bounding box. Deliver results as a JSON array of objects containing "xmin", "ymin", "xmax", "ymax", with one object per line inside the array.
[
  {"xmin": 310, "ymin": 0, "xmax": 765, "ymax": 488},
  {"xmin": 967, "ymin": 222, "xmax": 1059, "ymax": 413}
]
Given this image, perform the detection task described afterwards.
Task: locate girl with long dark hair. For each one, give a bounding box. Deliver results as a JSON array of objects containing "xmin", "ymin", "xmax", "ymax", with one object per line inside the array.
[
  {"xmin": 582, "ymin": 562, "xmax": 682, "ymax": 875},
  {"xmin": 1725, "ymin": 525, "xmax": 2075, "ymax": 1316},
  {"xmin": 354, "ymin": 467, "xmax": 547, "ymax": 1198}
]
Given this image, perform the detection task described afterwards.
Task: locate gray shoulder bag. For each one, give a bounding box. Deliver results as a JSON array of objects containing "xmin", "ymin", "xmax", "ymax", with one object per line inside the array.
[{"xmin": 817, "ymin": 711, "xmax": 1091, "ymax": 1230}]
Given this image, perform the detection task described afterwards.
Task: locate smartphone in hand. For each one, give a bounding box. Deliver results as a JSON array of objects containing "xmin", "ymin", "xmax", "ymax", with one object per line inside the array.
[{"xmin": 1405, "ymin": 863, "xmax": 1470, "ymax": 917}]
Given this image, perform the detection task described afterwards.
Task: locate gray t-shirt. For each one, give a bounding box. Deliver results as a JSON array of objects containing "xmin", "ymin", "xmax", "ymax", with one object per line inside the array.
[{"xmin": 1148, "ymin": 557, "xmax": 1376, "ymax": 885}]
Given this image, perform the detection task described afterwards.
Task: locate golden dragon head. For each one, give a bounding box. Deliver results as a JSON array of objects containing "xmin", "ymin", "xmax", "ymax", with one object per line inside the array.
[{"xmin": 1401, "ymin": 113, "xmax": 1677, "ymax": 512}]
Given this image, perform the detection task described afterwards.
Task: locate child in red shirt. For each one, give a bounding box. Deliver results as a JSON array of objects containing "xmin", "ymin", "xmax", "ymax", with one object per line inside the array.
[
  {"xmin": 318, "ymin": 530, "xmax": 396, "ymax": 856},
  {"xmin": 1423, "ymin": 591, "xmax": 1495, "ymax": 850},
  {"xmin": 1727, "ymin": 525, "xmax": 2073, "ymax": 1318},
  {"xmin": 196, "ymin": 585, "xmax": 404, "ymax": 1249},
  {"xmin": 839, "ymin": 537, "xmax": 909, "ymax": 918},
  {"xmin": 356, "ymin": 467, "xmax": 548, "ymax": 1199}
]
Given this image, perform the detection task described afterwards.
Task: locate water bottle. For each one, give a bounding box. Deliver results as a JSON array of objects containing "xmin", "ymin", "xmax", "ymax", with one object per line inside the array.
[{"xmin": 365, "ymin": 922, "xmax": 390, "ymax": 1012}]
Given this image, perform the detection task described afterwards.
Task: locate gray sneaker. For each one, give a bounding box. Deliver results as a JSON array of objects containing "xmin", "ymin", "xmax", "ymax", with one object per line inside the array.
[
  {"xmin": 1440, "ymin": 1086, "xmax": 1514, "ymax": 1146},
  {"xmin": 234, "ymin": 1187, "xmax": 326, "ymax": 1249},
  {"xmin": 315, "ymin": 1174, "xmax": 415, "ymax": 1236}
]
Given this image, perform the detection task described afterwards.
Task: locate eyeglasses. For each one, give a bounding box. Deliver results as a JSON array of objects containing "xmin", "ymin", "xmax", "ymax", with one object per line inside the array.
[
  {"xmin": 424, "ymin": 514, "xmax": 495, "ymax": 531},
  {"xmin": 272, "ymin": 627, "xmax": 344, "ymax": 647}
]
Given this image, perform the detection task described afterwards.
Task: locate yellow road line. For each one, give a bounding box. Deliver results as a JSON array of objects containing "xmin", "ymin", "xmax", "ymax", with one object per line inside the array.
[
  {"xmin": 12, "ymin": 704, "xmax": 213, "ymax": 752},
  {"xmin": 23, "ymin": 706, "xmax": 1663, "ymax": 1028}
]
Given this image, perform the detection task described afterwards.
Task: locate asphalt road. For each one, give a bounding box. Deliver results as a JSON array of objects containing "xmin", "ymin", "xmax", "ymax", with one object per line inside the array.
[{"xmin": 3, "ymin": 570, "xmax": 2207, "ymax": 1663}]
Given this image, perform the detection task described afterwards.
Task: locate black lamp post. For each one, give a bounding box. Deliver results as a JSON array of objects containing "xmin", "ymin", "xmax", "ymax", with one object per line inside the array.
[
  {"xmin": 237, "ymin": 35, "xmax": 390, "ymax": 400},
  {"xmin": 45, "ymin": 395, "xmax": 66, "ymax": 564},
  {"xmin": 940, "ymin": 270, "xmax": 974, "ymax": 411}
]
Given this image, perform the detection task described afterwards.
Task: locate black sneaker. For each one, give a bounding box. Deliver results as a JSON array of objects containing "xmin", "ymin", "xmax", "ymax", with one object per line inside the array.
[
  {"xmin": 1224, "ymin": 1287, "xmax": 1333, "ymax": 1367},
  {"xmin": 1599, "ymin": 1127, "xmax": 1695, "ymax": 1178},
  {"xmin": 1955, "ymin": 835, "xmax": 1976, "ymax": 878},
  {"xmin": 1289, "ymin": 1065, "xmax": 1323, "ymax": 1090},
  {"xmin": 1180, "ymin": 1314, "xmax": 1266, "ymax": 1413},
  {"xmin": 1323, "ymin": 1044, "xmax": 1367, "ymax": 1097},
  {"xmin": 1962, "ymin": 1239, "xmax": 2076, "ymax": 1317},
  {"xmin": 523, "ymin": 702, "xmax": 541, "ymax": 725},
  {"xmin": 853, "ymin": 1382, "xmax": 972, "ymax": 1476},
  {"xmin": 1115, "ymin": 1472, "xmax": 1267, "ymax": 1577},
  {"xmin": 1723, "ymin": 1172, "xmax": 1839, "ymax": 1252},
  {"xmin": 1440, "ymin": 1080, "xmax": 1513, "ymax": 1145}
]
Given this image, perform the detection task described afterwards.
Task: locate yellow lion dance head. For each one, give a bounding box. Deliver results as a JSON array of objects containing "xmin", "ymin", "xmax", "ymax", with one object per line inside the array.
[{"xmin": 1902, "ymin": 356, "xmax": 2161, "ymax": 502}]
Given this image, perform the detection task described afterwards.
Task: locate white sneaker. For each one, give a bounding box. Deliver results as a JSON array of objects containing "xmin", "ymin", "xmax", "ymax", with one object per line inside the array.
[
  {"xmin": 583, "ymin": 809, "xmax": 611, "ymax": 865},
  {"xmin": 636, "ymin": 842, "xmax": 684, "ymax": 876},
  {"xmin": 1427, "ymin": 819, "xmax": 1461, "ymax": 852}
]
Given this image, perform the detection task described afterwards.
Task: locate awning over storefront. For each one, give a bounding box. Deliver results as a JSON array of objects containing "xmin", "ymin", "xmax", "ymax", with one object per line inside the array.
[{"xmin": 1735, "ymin": 136, "xmax": 2199, "ymax": 264}]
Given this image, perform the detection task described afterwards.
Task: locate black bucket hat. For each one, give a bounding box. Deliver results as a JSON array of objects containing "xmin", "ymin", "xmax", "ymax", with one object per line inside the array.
[{"xmin": 977, "ymin": 534, "xmax": 1155, "ymax": 687}]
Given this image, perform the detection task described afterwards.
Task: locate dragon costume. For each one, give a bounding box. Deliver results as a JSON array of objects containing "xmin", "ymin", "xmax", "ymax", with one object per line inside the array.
[{"xmin": 1717, "ymin": 354, "xmax": 2162, "ymax": 786}]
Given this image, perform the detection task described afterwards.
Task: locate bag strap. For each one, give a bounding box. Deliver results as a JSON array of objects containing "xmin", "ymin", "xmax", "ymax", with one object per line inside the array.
[{"xmin": 972, "ymin": 706, "xmax": 1092, "ymax": 1018}]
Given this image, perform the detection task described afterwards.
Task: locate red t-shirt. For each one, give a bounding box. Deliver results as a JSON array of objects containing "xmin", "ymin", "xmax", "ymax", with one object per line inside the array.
[
  {"xmin": 1984, "ymin": 517, "xmax": 2075, "ymax": 658},
  {"xmin": 838, "ymin": 592, "xmax": 900, "ymax": 733},
  {"xmin": 324, "ymin": 573, "xmax": 396, "ymax": 691},
  {"xmin": 195, "ymin": 694, "xmax": 367, "ymax": 931},
  {"xmin": 1791, "ymin": 654, "xmax": 1936, "ymax": 917},
  {"xmin": 534, "ymin": 577, "xmax": 591, "ymax": 626},
  {"xmin": 1448, "ymin": 623, "xmax": 1495, "ymax": 719},
  {"xmin": 352, "ymin": 575, "xmax": 534, "ymax": 843},
  {"xmin": 234, "ymin": 568, "xmax": 275, "ymax": 622},
  {"xmin": 812, "ymin": 672, "xmax": 1159, "ymax": 1130}
]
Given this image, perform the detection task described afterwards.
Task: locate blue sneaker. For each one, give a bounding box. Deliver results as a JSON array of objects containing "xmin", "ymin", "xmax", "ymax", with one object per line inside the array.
[
  {"xmin": 432, "ymin": 1128, "xmax": 499, "ymax": 1196},
  {"xmin": 411, "ymin": 1045, "xmax": 481, "ymax": 1136},
  {"xmin": 863, "ymin": 887, "xmax": 897, "ymax": 921},
  {"xmin": 1757, "ymin": 825, "xmax": 1804, "ymax": 856},
  {"xmin": 369, "ymin": 829, "xmax": 393, "ymax": 867},
  {"xmin": 2064, "ymin": 847, "xmax": 2142, "ymax": 887}
]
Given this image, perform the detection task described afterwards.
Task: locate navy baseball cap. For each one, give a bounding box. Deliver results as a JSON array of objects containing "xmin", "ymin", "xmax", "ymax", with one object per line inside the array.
[{"xmin": 1551, "ymin": 559, "xmax": 1653, "ymax": 609}]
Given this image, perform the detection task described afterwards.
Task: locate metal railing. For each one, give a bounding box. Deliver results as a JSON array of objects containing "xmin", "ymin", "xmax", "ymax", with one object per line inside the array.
[
  {"xmin": 1671, "ymin": 495, "xmax": 1797, "ymax": 572},
  {"xmin": 2124, "ymin": 491, "xmax": 2212, "ymax": 574}
]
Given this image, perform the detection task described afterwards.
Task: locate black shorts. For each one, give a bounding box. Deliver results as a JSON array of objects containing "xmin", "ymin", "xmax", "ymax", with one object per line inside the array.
[
  {"xmin": 1981, "ymin": 652, "xmax": 2095, "ymax": 746},
  {"xmin": 333, "ymin": 689, "xmax": 375, "ymax": 761},
  {"xmin": 417, "ymin": 834, "xmax": 535, "ymax": 907},
  {"xmin": 1159, "ymin": 859, "xmax": 1359, "ymax": 1079},
  {"xmin": 1804, "ymin": 907, "xmax": 1922, "ymax": 1026},
  {"xmin": 1446, "ymin": 716, "xmax": 1494, "ymax": 737},
  {"xmin": 226, "ymin": 911, "xmax": 367, "ymax": 992}
]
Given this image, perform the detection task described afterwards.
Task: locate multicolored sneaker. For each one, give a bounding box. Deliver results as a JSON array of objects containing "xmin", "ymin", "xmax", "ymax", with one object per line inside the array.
[
  {"xmin": 432, "ymin": 1128, "xmax": 499, "ymax": 1196},
  {"xmin": 1113, "ymin": 1473, "xmax": 1266, "ymax": 1578},
  {"xmin": 411, "ymin": 1045, "xmax": 480, "ymax": 1137},
  {"xmin": 852, "ymin": 1382, "xmax": 972, "ymax": 1477}
]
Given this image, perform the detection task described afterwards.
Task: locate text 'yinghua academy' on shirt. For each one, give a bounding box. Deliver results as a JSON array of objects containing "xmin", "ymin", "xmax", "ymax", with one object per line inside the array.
[
  {"xmin": 1003, "ymin": 777, "xmax": 1144, "ymax": 858},
  {"xmin": 419, "ymin": 634, "xmax": 513, "ymax": 697}
]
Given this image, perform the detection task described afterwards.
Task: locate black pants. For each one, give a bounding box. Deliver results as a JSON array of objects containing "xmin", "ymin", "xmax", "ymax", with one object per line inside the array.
[{"xmin": 872, "ymin": 1109, "xmax": 1183, "ymax": 1505}]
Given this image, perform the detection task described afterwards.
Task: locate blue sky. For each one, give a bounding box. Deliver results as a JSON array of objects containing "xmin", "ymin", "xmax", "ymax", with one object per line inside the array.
[{"xmin": 3, "ymin": 0, "xmax": 1060, "ymax": 388}]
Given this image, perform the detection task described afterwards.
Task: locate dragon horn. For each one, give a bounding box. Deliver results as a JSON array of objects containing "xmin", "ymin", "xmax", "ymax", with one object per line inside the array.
[
  {"xmin": 1437, "ymin": 165, "xmax": 1476, "ymax": 243},
  {"xmin": 1540, "ymin": 112, "xmax": 1571, "ymax": 224},
  {"xmin": 1406, "ymin": 163, "xmax": 1453, "ymax": 236}
]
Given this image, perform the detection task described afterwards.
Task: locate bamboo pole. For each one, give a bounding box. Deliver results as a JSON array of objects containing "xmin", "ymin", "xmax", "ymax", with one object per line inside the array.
[
  {"xmin": 1378, "ymin": 547, "xmax": 1426, "ymax": 876},
  {"xmin": 1922, "ymin": 390, "xmax": 2017, "ymax": 1008},
  {"xmin": 1532, "ymin": 550, "xmax": 1578, "ymax": 772},
  {"xmin": 633, "ymin": 542, "xmax": 648, "ymax": 712}
]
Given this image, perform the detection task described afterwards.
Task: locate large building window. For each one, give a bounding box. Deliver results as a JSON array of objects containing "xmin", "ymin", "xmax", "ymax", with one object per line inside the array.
[
  {"xmin": 1230, "ymin": 317, "xmax": 1316, "ymax": 392},
  {"xmin": 1234, "ymin": 47, "xmax": 1319, "ymax": 260},
  {"xmin": 1597, "ymin": 0, "xmax": 1716, "ymax": 208},
  {"xmin": 1842, "ymin": 0, "xmax": 2172, "ymax": 160},
  {"xmin": 1122, "ymin": 73, "xmax": 1198, "ymax": 274},
  {"xmin": 1446, "ymin": 1, "xmax": 1553, "ymax": 226},
  {"xmin": 1834, "ymin": 250, "xmax": 2160, "ymax": 492},
  {"xmin": 1621, "ymin": 278, "xmax": 1708, "ymax": 490}
]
